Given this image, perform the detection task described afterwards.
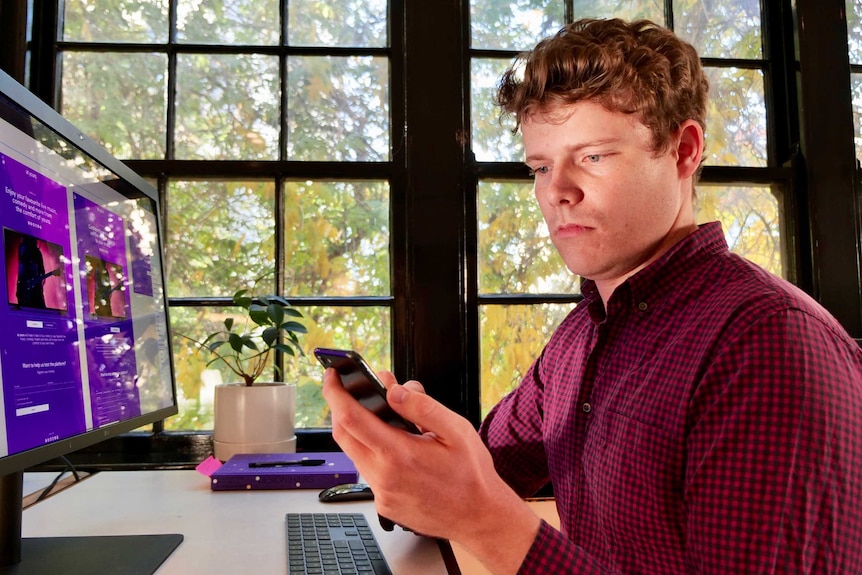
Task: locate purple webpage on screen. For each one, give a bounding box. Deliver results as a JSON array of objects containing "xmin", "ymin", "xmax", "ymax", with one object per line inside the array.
[{"xmin": 0, "ymin": 152, "xmax": 86, "ymax": 453}]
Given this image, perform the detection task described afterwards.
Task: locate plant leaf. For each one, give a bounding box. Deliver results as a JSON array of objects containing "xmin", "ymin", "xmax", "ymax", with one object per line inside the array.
[
  {"xmin": 273, "ymin": 343, "xmax": 296, "ymax": 356},
  {"xmin": 248, "ymin": 304, "xmax": 271, "ymax": 326},
  {"xmin": 261, "ymin": 326, "xmax": 279, "ymax": 346},
  {"xmin": 241, "ymin": 334, "xmax": 259, "ymax": 352},
  {"xmin": 267, "ymin": 303, "xmax": 285, "ymax": 325},
  {"xmin": 279, "ymin": 321, "xmax": 308, "ymax": 334},
  {"xmin": 223, "ymin": 317, "xmax": 234, "ymax": 331},
  {"xmin": 228, "ymin": 333, "xmax": 245, "ymax": 353}
]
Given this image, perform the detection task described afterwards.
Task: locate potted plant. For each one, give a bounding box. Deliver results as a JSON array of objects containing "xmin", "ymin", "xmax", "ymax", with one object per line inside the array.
[{"xmin": 179, "ymin": 286, "xmax": 308, "ymax": 461}]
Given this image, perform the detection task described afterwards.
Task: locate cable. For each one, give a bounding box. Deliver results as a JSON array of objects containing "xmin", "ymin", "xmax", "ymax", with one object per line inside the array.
[{"xmin": 33, "ymin": 456, "xmax": 81, "ymax": 503}]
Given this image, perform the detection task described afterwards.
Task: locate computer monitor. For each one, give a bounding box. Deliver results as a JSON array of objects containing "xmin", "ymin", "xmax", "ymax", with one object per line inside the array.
[{"xmin": 0, "ymin": 69, "xmax": 182, "ymax": 573}]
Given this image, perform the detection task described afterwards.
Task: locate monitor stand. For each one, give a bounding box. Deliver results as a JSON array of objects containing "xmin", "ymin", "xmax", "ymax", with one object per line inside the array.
[{"xmin": 2, "ymin": 472, "xmax": 184, "ymax": 575}]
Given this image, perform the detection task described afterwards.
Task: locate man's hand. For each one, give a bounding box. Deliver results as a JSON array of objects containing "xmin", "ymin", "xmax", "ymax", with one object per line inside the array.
[{"xmin": 322, "ymin": 368, "xmax": 541, "ymax": 574}]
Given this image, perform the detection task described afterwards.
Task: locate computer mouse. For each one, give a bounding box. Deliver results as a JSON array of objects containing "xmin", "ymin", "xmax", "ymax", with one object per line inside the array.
[{"xmin": 318, "ymin": 483, "xmax": 374, "ymax": 502}]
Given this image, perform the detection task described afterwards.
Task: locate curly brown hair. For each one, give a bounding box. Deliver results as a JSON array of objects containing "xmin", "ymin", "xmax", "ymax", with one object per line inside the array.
[{"xmin": 496, "ymin": 18, "xmax": 709, "ymax": 155}]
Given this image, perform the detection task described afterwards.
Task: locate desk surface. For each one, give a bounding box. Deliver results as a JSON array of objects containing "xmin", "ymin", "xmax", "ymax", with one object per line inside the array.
[{"xmin": 21, "ymin": 470, "xmax": 452, "ymax": 575}]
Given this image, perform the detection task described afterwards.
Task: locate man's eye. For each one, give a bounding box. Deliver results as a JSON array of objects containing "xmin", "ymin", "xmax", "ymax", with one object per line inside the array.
[
  {"xmin": 586, "ymin": 154, "xmax": 602, "ymax": 163},
  {"xmin": 528, "ymin": 166, "xmax": 549, "ymax": 176}
]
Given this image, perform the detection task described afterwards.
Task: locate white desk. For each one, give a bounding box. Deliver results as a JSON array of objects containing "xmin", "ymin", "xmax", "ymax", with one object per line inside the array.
[{"xmin": 20, "ymin": 470, "xmax": 453, "ymax": 574}]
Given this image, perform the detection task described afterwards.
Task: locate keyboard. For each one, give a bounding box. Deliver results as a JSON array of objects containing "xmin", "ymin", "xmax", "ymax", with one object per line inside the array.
[{"xmin": 286, "ymin": 513, "xmax": 393, "ymax": 575}]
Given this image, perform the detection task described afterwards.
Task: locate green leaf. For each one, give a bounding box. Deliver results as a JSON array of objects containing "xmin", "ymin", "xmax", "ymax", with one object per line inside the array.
[
  {"xmin": 248, "ymin": 304, "xmax": 271, "ymax": 326},
  {"xmin": 273, "ymin": 343, "xmax": 296, "ymax": 356},
  {"xmin": 223, "ymin": 317, "xmax": 234, "ymax": 331},
  {"xmin": 242, "ymin": 335, "xmax": 259, "ymax": 352},
  {"xmin": 266, "ymin": 295, "xmax": 290, "ymax": 307},
  {"xmin": 279, "ymin": 320, "xmax": 308, "ymax": 334},
  {"xmin": 228, "ymin": 333, "xmax": 244, "ymax": 353},
  {"xmin": 261, "ymin": 326, "xmax": 279, "ymax": 346},
  {"xmin": 283, "ymin": 308, "xmax": 303, "ymax": 318},
  {"xmin": 267, "ymin": 303, "xmax": 285, "ymax": 325},
  {"xmin": 207, "ymin": 340, "xmax": 226, "ymax": 353}
]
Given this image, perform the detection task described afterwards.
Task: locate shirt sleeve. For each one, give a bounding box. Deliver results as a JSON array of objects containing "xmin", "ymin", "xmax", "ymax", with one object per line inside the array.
[{"xmin": 479, "ymin": 358, "xmax": 551, "ymax": 499}]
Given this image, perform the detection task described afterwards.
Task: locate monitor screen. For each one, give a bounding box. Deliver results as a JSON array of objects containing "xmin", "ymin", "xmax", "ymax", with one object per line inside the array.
[{"xmin": 0, "ymin": 70, "xmax": 181, "ymax": 572}]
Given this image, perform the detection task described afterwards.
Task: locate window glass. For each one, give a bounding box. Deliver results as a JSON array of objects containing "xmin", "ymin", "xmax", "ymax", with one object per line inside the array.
[
  {"xmin": 571, "ymin": 0, "xmax": 662, "ymax": 23},
  {"xmin": 286, "ymin": 56, "xmax": 390, "ymax": 161},
  {"xmin": 703, "ymin": 67, "xmax": 767, "ymax": 167},
  {"xmin": 283, "ymin": 181, "xmax": 391, "ymax": 297},
  {"xmin": 472, "ymin": 58, "xmax": 523, "ymax": 163},
  {"xmin": 288, "ymin": 0, "xmax": 388, "ymax": 47},
  {"xmin": 168, "ymin": 304, "xmax": 391, "ymax": 429},
  {"xmin": 696, "ymin": 184, "xmax": 785, "ymax": 277},
  {"xmin": 176, "ymin": 0, "xmax": 280, "ymax": 45},
  {"xmin": 165, "ymin": 180, "xmax": 276, "ymax": 298},
  {"xmin": 60, "ymin": 52, "xmax": 167, "ymax": 159},
  {"xmin": 673, "ymin": 0, "xmax": 762, "ymax": 59},
  {"xmin": 470, "ymin": 0, "xmax": 564, "ymax": 51},
  {"xmin": 478, "ymin": 181, "xmax": 577, "ymax": 294},
  {"xmin": 63, "ymin": 0, "xmax": 169, "ymax": 43},
  {"xmin": 852, "ymin": 73, "xmax": 862, "ymax": 161},
  {"xmin": 175, "ymin": 54, "xmax": 280, "ymax": 160},
  {"xmin": 479, "ymin": 303, "xmax": 571, "ymax": 417},
  {"xmin": 847, "ymin": 0, "xmax": 862, "ymax": 64}
]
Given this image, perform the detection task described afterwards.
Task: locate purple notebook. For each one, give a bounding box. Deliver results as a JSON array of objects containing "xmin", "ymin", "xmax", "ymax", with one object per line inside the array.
[{"xmin": 210, "ymin": 452, "xmax": 358, "ymax": 491}]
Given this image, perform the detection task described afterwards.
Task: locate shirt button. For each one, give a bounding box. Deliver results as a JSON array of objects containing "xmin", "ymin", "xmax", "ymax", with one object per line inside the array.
[
  {"xmin": 582, "ymin": 402, "xmax": 592, "ymax": 413},
  {"xmin": 638, "ymin": 301, "xmax": 648, "ymax": 311}
]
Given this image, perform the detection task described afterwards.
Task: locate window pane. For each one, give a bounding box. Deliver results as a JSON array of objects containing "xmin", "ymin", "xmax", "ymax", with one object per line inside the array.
[
  {"xmin": 289, "ymin": 305, "xmax": 391, "ymax": 427},
  {"xmin": 287, "ymin": 56, "xmax": 389, "ymax": 161},
  {"xmin": 63, "ymin": 0, "xmax": 168, "ymax": 43},
  {"xmin": 696, "ymin": 184, "xmax": 785, "ymax": 277},
  {"xmin": 177, "ymin": 0, "xmax": 280, "ymax": 45},
  {"xmin": 470, "ymin": 0, "xmax": 564, "ymax": 51},
  {"xmin": 472, "ymin": 58, "xmax": 523, "ymax": 163},
  {"xmin": 288, "ymin": 0, "xmax": 388, "ymax": 47},
  {"xmin": 166, "ymin": 180, "xmax": 276, "ymax": 297},
  {"xmin": 571, "ymin": 0, "xmax": 663, "ymax": 23},
  {"xmin": 175, "ymin": 54, "xmax": 279, "ymax": 160},
  {"xmin": 478, "ymin": 181, "xmax": 578, "ymax": 294},
  {"xmin": 848, "ymin": 0, "xmax": 862, "ymax": 64},
  {"xmin": 704, "ymin": 66, "xmax": 767, "ymax": 167},
  {"xmin": 851, "ymin": 73, "xmax": 862, "ymax": 161},
  {"xmin": 480, "ymin": 303, "xmax": 571, "ymax": 417},
  {"xmin": 60, "ymin": 52, "xmax": 167, "ymax": 159},
  {"xmin": 674, "ymin": 0, "xmax": 762, "ymax": 59},
  {"xmin": 283, "ymin": 180, "xmax": 390, "ymax": 297},
  {"xmin": 167, "ymin": 304, "xmax": 390, "ymax": 429}
]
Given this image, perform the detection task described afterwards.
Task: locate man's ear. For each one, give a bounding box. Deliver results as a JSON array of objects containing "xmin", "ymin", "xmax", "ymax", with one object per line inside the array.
[{"xmin": 675, "ymin": 120, "xmax": 704, "ymax": 179}]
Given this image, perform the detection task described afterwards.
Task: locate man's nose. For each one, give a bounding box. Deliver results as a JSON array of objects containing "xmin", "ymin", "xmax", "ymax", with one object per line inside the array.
[{"xmin": 545, "ymin": 167, "xmax": 584, "ymax": 205}]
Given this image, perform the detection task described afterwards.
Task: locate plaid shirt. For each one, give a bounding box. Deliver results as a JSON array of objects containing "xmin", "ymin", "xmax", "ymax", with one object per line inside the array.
[{"xmin": 480, "ymin": 222, "xmax": 862, "ymax": 574}]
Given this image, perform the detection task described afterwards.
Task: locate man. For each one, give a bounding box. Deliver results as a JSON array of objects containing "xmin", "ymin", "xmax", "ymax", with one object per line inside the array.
[{"xmin": 323, "ymin": 18, "xmax": 862, "ymax": 574}]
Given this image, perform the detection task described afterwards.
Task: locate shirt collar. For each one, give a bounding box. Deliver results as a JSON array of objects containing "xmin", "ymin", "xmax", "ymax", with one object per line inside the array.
[{"xmin": 581, "ymin": 221, "xmax": 729, "ymax": 313}]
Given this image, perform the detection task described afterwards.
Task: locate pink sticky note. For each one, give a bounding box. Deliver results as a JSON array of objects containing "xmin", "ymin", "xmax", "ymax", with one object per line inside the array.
[{"xmin": 195, "ymin": 455, "xmax": 223, "ymax": 477}]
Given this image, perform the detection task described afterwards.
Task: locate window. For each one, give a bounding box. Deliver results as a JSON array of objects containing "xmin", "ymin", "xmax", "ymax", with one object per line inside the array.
[
  {"xmin": 9, "ymin": 0, "xmax": 861, "ymax": 464},
  {"xmin": 54, "ymin": 0, "xmax": 394, "ymax": 430}
]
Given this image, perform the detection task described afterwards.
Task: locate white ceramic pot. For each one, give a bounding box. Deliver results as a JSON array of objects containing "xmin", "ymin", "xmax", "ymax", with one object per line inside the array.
[{"xmin": 212, "ymin": 382, "xmax": 297, "ymax": 461}]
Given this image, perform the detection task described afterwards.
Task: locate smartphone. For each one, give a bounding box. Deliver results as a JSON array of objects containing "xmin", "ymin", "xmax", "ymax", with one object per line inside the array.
[{"xmin": 314, "ymin": 347, "xmax": 420, "ymax": 434}]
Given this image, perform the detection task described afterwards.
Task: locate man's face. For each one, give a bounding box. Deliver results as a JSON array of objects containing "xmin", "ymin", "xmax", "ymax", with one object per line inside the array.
[{"xmin": 522, "ymin": 101, "xmax": 696, "ymax": 293}]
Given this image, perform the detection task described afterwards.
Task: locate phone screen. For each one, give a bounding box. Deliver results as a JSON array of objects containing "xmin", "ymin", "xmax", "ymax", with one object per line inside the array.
[{"xmin": 314, "ymin": 348, "xmax": 419, "ymax": 434}]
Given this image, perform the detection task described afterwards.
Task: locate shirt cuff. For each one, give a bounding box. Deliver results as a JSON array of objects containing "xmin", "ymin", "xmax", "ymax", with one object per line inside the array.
[{"xmin": 517, "ymin": 520, "xmax": 605, "ymax": 574}]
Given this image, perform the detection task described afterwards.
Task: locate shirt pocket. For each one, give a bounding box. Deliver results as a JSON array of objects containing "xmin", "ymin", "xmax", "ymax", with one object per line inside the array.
[{"xmin": 586, "ymin": 409, "xmax": 684, "ymax": 562}]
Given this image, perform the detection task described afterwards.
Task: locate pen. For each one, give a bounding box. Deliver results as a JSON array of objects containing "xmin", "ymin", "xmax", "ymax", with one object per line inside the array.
[{"xmin": 248, "ymin": 459, "xmax": 326, "ymax": 468}]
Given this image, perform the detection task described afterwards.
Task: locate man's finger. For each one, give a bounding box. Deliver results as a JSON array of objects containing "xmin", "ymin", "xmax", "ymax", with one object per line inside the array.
[{"xmin": 386, "ymin": 384, "xmax": 470, "ymax": 444}]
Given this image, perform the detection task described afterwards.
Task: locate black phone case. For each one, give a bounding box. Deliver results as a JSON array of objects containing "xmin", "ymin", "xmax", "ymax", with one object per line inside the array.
[{"xmin": 314, "ymin": 348, "xmax": 420, "ymax": 434}]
